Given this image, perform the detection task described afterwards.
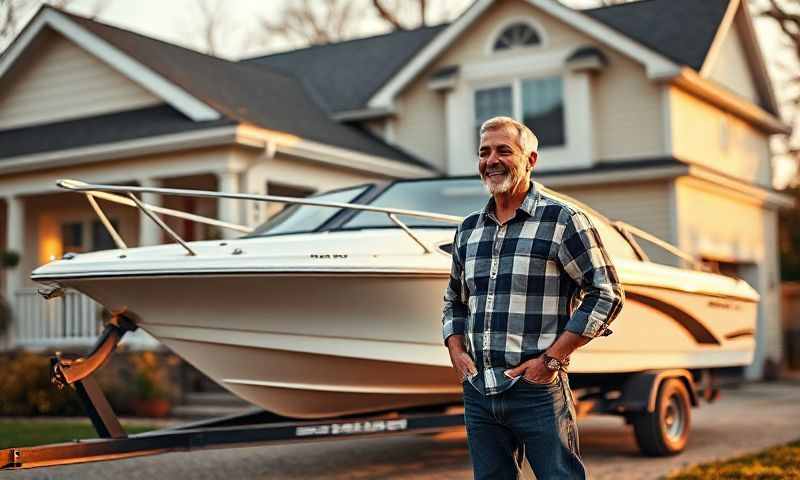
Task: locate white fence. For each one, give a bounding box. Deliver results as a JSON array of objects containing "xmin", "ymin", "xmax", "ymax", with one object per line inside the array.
[{"xmin": 12, "ymin": 288, "xmax": 158, "ymax": 350}]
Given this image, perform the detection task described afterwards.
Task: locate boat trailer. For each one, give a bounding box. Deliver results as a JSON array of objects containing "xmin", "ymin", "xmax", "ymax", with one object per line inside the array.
[
  {"xmin": 1, "ymin": 309, "xmax": 721, "ymax": 469},
  {"xmin": 0, "ymin": 313, "xmax": 465, "ymax": 470}
]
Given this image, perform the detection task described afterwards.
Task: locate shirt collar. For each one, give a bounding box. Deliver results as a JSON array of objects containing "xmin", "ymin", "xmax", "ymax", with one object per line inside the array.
[{"xmin": 480, "ymin": 180, "xmax": 540, "ymax": 225}]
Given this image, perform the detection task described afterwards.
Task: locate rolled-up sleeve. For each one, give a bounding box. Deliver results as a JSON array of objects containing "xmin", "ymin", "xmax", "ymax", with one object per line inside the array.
[
  {"xmin": 557, "ymin": 211, "xmax": 625, "ymax": 339},
  {"xmin": 442, "ymin": 228, "xmax": 468, "ymax": 344}
]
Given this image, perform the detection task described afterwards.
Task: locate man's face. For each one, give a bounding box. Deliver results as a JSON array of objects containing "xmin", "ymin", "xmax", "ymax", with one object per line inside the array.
[{"xmin": 478, "ymin": 126, "xmax": 532, "ymax": 195}]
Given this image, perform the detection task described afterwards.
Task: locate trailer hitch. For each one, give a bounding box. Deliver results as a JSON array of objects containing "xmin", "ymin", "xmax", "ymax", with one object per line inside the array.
[
  {"xmin": 51, "ymin": 311, "xmax": 138, "ymax": 389},
  {"xmin": 49, "ymin": 310, "xmax": 139, "ymax": 439}
]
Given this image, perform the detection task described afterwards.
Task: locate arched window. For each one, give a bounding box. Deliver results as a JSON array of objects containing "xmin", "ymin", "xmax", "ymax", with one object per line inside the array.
[{"xmin": 493, "ymin": 23, "xmax": 541, "ymax": 51}]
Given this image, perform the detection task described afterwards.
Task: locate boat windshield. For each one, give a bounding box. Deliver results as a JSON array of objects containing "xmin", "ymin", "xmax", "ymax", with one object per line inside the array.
[
  {"xmin": 342, "ymin": 178, "xmax": 489, "ymax": 229},
  {"xmin": 250, "ymin": 185, "xmax": 369, "ymax": 236}
]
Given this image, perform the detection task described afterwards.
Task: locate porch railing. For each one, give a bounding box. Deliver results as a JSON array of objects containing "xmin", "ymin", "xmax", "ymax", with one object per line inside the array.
[{"xmin": 13, "ymin": 288, "xmax": 158, "ymax": 350}]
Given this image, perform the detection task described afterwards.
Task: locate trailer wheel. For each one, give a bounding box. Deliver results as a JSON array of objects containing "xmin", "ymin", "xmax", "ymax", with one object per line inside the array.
[{"xmin": 632, "ymin": 378, "xmax": 691, "ymax": 456}]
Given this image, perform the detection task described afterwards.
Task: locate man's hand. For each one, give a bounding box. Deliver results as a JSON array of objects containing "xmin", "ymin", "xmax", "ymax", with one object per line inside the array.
[
  {"xmin": 504, "ymin": 356, "xmax": 557, "ymax": 384},
  {"xmin": 446, "ymin": 335, "xmax": 477, "ymax": 380}
]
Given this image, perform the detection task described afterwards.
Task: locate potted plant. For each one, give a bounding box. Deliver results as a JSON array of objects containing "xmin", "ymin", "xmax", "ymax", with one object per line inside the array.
[{"xmin": 129, "ymin": 352, "xmax": 172, "ymax": 417}]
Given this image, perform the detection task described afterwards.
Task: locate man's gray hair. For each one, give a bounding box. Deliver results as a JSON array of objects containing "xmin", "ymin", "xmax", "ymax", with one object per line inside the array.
[{"xmin": 479, "ymin": 116, "xmax": 539, "ymax": 157}]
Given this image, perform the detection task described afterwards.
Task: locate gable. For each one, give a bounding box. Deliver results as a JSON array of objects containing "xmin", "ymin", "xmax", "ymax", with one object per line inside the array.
[
  {"xmin": 0, "ymin": 28, "xmax": 161, "ymax": 130},
  {"xmin": 429, "ymin": 0, "xmax": 600, "ymax": 67},
  {"xmin": 390, "ymin": 0, "xmax": 666, "ymax": 169},
  {"xmin": 706, "ymin": 20, "xmax": 760, "ymax": 105},
  {"xmin": 369, "ymin": 0, "xmax": 680, "ymax": 109}
]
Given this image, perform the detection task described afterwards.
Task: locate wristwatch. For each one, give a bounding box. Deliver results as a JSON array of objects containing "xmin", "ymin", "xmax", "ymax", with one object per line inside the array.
[{"xmin": 542, "ymin": 353, "xmax": 569, "ymax": 371}]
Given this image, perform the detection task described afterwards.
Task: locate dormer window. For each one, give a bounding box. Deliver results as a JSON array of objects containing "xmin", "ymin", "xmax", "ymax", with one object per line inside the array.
[
  {"xmin": 493, "ymin": 23, "xmax": 541, "ymax": 51},
  {"xmin": 474, "ymin": 76, "xmax": 565, "ymax": 148}
]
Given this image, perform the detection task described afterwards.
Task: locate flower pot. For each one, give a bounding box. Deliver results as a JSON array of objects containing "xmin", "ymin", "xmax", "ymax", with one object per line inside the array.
[{"xmin": 131, "ymin": 398, "xmax": 171, "ymax": 418}]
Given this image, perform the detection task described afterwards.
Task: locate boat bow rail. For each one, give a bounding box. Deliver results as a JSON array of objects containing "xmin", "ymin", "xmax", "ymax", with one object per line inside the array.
[{"xmin": 57, "ymin": 179, "xmax": 463, "ymax": 256}]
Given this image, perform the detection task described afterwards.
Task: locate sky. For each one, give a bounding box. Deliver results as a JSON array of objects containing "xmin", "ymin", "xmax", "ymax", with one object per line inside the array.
[{"xmin": 1, "ymin": 0, "xmax": 797, "ymax": 188}]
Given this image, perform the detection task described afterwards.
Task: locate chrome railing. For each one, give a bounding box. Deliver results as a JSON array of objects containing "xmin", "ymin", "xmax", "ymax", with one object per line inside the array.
[
  {"xmin": 13, "ymin": 288, "xmax": 157, "ymax": 349},
  {"xmin": 57, "ymin": 179, "xmax": 464, "ymax": 255}
]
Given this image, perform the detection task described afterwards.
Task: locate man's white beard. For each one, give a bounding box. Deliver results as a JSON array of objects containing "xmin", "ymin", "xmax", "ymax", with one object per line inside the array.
[{"xmin": 482, "ymin": 166, "xmax": 525, "ymax": 195}]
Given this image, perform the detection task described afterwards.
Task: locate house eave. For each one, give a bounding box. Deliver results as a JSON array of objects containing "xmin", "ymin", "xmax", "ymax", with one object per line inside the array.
[
  {"xmin": 538, "ymin": 161, "xmax": 688, "ymax": 189},
  {"xmin": 234, "ymin": 124, "xmax": 436, "ymax": 179},
  {"xmin": 0, "ymin": 126, "xmax": 239, "ymax": 176},
  {"xmin": 330, "ymin": 107, "xmax": 396, "ymax": 122},
  {"xmin": 670, "ymin": 68, "xmax": 791, "ymax": 135},
  {"xmin": 685, "ymin": 163, "xmax": 794, "ymax": 209}
]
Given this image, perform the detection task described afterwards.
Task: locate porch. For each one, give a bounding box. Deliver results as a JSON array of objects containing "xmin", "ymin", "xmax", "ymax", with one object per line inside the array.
[
  {"xmin": 0, "ymin": 164, "xmax": 323, "ymax": 351},
  {"xmin": 13, "ymin": 287, "xmax": 157, "ymax": 350}
]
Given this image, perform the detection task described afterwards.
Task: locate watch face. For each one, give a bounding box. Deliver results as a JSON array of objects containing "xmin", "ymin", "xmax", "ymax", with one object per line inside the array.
[{"xmin": 546, "ymin": 358, "xmax": 560, "ymax": 370}]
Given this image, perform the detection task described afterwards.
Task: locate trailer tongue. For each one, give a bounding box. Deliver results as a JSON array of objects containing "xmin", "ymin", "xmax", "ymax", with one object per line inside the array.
[{"xmin": 1, "ymin": 314, "xmax": 465, "ymax": 471}]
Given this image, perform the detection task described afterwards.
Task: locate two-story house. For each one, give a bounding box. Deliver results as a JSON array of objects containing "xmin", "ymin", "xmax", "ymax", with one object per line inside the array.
[{"xmin": 0, "ymin": 0, "xmax": 791, "ymax": 377}]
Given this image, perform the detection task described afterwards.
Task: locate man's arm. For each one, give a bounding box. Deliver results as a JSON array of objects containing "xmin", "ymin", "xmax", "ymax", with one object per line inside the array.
[
  {"xmin": 556, "ymin": 211, "xmax": 625, "ymax": 341},
  {"xmin": 442, "ymin": 229, "xmax": 476, "ymax": 379},
  {"xmin": 506, "ymin": 211, "xmax": 624, "ymax": 383}
]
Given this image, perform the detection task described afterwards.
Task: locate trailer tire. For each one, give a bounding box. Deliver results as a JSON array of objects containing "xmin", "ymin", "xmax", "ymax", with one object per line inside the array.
[{"xmin": 632, "ymin": 378, "xmax": 691, "ymax": 456}]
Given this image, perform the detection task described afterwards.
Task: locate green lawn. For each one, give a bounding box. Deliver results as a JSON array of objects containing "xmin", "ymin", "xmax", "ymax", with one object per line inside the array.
[
  {"xmin": 0, "ymin": 419, "xmax": 157, "ymax": 449},
  {"xmin": 669, "ymin": 439, "xmax": 800, "ymax": 480}
]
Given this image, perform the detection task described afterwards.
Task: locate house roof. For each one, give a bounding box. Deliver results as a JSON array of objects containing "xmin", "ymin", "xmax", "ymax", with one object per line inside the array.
[
  {"xmin": 582, "ymin": 0, "xmax": 730, "ymax": 71},
  {"xmin": 64, "ymin": 11, "xmax": 431, "ymax": 168},
  {"xmin": 243, "ymin": 0, "xmax": 732, "ymax": 114},
  {"xmin": 244, "ymin": 25, "xmax": 447, "ymax": 114},
  {"xmin": 0, "ymin": 8, "xmax": 430, "ymax": 169},
  {"xmin": 0, "ymin": 105, "xmax": 234, "ymax": 159}
]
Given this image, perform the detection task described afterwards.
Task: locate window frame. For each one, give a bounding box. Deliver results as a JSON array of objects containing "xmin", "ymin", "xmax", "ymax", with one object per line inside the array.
[
  {"xmin": 485, "ymin": 17, "xmax": 549, "ymax": 56},
  {"xmin": 472, "ymin": 72, "xmax": 566, "ymax": 152}
]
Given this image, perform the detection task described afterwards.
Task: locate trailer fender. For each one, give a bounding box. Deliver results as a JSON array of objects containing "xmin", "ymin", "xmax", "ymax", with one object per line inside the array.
[{"xmin": 618, "ymin": 370, "xmax": 698, "ymax": 413}]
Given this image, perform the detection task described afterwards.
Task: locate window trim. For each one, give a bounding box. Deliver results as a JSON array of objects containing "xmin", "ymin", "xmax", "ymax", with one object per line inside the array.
[
  {"xmin": 447, "ymin": 47, "xmax": 595, "ymax": 175},
  {"xmin": 485, "ymin": 16, "xmax": 549, "ymax": 56},
  {"xmin": 471, "ymin": 71, "xmax": 567, "ymax": 153}
]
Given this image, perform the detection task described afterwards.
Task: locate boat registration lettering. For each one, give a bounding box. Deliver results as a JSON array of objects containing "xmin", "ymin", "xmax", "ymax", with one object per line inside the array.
[
  {"xmin": 295, "ymin": 419, "xmax": 408, "ymax": 437},
  {"xmin": 309, "ymin": 254, "xmax": 349, "ymax": 259}
]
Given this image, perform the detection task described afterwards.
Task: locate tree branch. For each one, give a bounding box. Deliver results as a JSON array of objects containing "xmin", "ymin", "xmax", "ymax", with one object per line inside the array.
[{"xmin": 372, "ymin": 0, "xmax": 405, "ymax": 30}]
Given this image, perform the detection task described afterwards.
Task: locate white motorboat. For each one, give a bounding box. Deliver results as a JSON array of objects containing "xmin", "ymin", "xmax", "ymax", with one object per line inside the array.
[{"xmin": 31, "ymin": 177, "xmax": 758, "ymax": 419}]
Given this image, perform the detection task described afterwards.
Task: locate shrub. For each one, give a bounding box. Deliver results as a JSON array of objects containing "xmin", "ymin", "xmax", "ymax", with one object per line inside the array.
[
  {"xmin": 0, "ymin": 352, "xmax": 85, "ymax": 416},
  {"xmin": 0, "ymin": 351, "xmax": 180, "ymax": 416}
]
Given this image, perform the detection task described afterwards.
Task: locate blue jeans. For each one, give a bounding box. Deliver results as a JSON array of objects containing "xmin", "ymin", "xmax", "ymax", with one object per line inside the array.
[{"xmin": 462, "ymin": 370, "xmax": 586, "ymax": 479}]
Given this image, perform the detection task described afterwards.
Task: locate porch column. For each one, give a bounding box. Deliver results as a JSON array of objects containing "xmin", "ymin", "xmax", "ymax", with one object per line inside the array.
[
  {"xmin": 138, "ymin": 178, "xmax": 163, "ymax": 246},
  {"xmin": 4, "ymin": 195, "xmax": 23, "ymax": 341},
  {"xmin": 216, "ymin": 170, "xmax": 241, "ymax": 239},
  {"xmin": 242, "ymin": 163, "xmax": 270, "ymax": 227}
]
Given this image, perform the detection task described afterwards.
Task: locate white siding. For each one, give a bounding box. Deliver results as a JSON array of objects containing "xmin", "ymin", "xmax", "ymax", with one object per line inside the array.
[
  {"xmin": 394, "ymin": 0, "xmax": 667, "ymax": 173},
  {"xmin": 674, "ymin": 178, "xmax": 782, "ymax": 377},
  {"xmin": 707, "ymin": 20, "xmax": 760, "ymax": 105},
  {"xmin": 557, "ymin": 181, "xmax": 674, "ymax": 265},
  {"xmin": 0, "ymin": 29, "xmax": 161, "ymax": 130},
  {"xmin": 669, "ymin": 86, "xmax": 771, "ymax": 186}
]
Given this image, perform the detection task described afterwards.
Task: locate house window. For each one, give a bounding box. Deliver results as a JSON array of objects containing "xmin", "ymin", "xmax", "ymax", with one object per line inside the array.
[
  {"xmin": 475, "ymin": 85, "xmax": 513, "ymax": 140},
  {"xmin": 493, "ymin": 23, "xmax": 541, "ymax": 51},
  {"xmin": 92, "ymin": 219, "xmax": 119, "ymax": 251},
  {"xmin": 521, "ymin": 77, "xmax": 565, "ymax": 147},
  {"xmin": 61, "ymin": 222, "xmax": 84, "ymax": 252},
  {"xmin": 474, "ymin": 76, "xmax": 565, "ymax": 148}
]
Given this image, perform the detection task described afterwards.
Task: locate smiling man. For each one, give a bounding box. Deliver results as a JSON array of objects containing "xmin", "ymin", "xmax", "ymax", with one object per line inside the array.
[{"xmin": 442, "ymin": 116, "xmax": 625, "ymax": 479}]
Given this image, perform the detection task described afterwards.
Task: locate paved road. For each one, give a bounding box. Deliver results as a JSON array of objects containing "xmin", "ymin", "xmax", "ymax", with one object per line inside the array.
[{"xmin": 5, "ymin": 382, "xmax": 799, "ymax": 480}]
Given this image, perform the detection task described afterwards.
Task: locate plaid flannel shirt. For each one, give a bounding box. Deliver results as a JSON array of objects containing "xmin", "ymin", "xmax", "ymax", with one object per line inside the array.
[{"xmin": 442, "ymin": 181, "xmax": 625, "ymax": 396}]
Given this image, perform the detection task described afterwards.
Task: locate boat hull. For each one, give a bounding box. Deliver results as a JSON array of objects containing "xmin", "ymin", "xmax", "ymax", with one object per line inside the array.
[{"xmin": 59, "ymin": 271, "xmax": 757, "ymax": 418}]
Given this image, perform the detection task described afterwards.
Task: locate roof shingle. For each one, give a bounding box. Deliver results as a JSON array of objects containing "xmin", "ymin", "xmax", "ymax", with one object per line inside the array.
[{"xmin": 43, "ymin": 10, "xmax": 431, "ymax": 168}]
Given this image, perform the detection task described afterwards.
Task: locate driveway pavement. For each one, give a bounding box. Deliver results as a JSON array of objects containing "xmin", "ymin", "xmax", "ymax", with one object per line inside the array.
[{"xmin": 4, "ymin": 382, "xmax": 799, "ymax": 480}]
